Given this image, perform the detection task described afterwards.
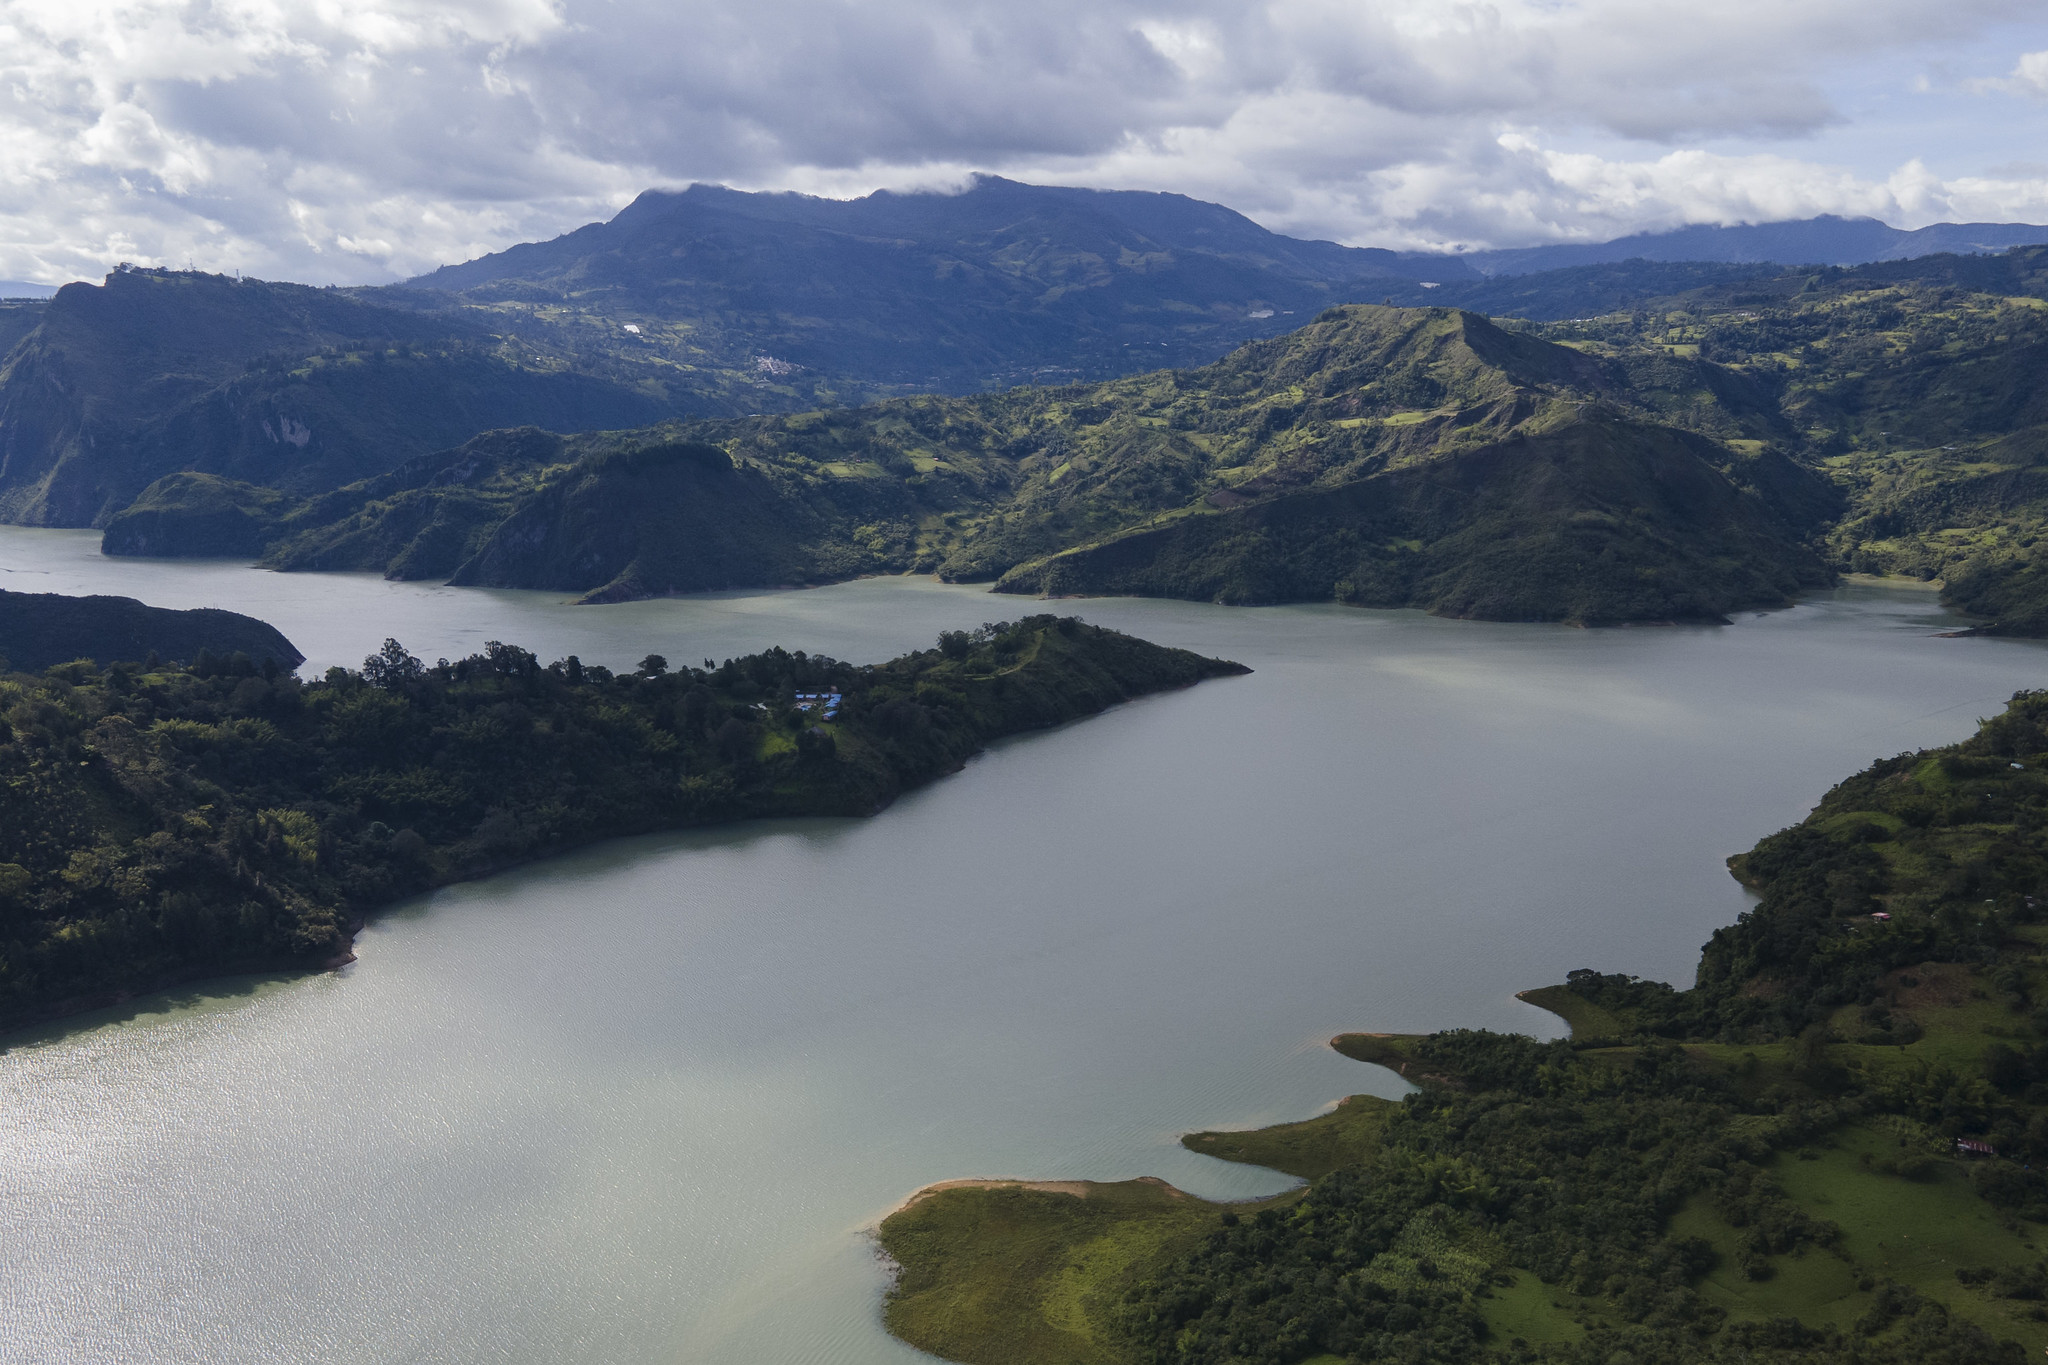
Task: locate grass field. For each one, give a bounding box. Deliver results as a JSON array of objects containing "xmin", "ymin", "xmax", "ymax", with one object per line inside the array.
[
  {"xmin": 1662, "ymin": 1122, "xmax": 2048, "ymax": 1351},
  {"xmin": 1181, "ymin": 1092, "xmax": 1395, "ymax": 1180},
  {"xmin": 1515, "ymin": 985, "xmax": 1624, "ymax": 1039},
  {"xmin": 880, "ymin": 1179, "xmax": 1222, "ymax": 1365},
  {"xmin": 1475, "ymin": 1270, "xmax": 1587, "ymax": 1347}
]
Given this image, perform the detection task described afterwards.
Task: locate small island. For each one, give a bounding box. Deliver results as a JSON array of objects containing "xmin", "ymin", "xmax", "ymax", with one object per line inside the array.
[
  {"xmin": 0, "ymin": 614, "xmax": 1246, "ymax": 1031},
  {"xmin": 881, "ymin": 691, "xmax": 2048, "ymax": 1364}
]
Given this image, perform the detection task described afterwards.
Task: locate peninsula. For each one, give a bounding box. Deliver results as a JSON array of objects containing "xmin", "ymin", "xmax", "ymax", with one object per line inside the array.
[
  {"xmin": 0, "ymin": 614, "xmax": 1245, "ymax": 1030},
  {"xmin": 882, "ymin": 689, "xmax": 2048, "ymax": 1364},
  {"xmin": 0, "ymin": 588, "xmax": 302, "ymax": 674}
]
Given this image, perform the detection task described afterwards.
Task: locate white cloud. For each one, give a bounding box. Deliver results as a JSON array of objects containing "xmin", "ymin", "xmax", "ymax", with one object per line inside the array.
[
  {"xmin": 1973, "ymin": 48, "xmax": 2048, "ymax": 98},
  {"xmin": 0, "ymin": 0, "xmax": 2043, "ymax": 284}
]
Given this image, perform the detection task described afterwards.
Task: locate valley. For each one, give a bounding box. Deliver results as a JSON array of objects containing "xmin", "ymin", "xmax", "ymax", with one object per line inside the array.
[{"xmin": 8, "ymin": 182, "xmax": 2048, "ymax": 1365}]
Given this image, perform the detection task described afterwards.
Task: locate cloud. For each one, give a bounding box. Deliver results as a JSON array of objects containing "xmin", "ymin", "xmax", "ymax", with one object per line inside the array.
[
  {"xmin": 1972, "ymin": 48, "xmax": 2048, "ymax": 98},
  {"xmin": 0, "ymin": 0, "xmax": 2043, "ymax": 284}
]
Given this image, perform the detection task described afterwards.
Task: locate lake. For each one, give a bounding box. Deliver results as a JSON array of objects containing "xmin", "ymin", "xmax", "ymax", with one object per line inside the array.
[{"xmin": 3, "ymin": 529, "xmax": 2044, "ymax": 1363}]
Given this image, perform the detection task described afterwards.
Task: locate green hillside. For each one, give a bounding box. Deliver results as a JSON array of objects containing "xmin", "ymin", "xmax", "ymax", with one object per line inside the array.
[
  {"xmin": 1521, "ymin": 248, "xmax": 2048, "ymax": 629},
  {"xmin": 58, "ymin": 246, "xmax": 2048, "ymax": 632},
  {"xmin": 0, "ymin": 181, "xmax": 1478, "ymax": 535},
  {"xmin": 994, "ymin": 411, "xmax": 1829, "ymax": 623},
  {"xmin": 0, "ymin": 617, "xmax": 1242, "ymax": 1028},
  {"xmin": 104, "ymin": 304, "xmax": 1831, "ymax": 623},
  {"xmin": 881, "ymin": 689, "xmax": 2048, "ymax": 1364}
]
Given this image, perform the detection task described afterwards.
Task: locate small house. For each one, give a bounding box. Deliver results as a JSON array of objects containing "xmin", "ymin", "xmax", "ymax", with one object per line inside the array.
[
  {"xmin": 1870, "ymin": 912, "xmax": 1891, "ymax": 922},
  {"xmin": 1956, "ymin": 1138, "xmax": 1997, "ymax": 1158}
]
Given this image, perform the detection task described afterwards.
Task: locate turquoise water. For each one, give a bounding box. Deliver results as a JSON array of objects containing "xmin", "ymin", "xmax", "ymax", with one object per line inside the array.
[{"xmin": 1, "ymin": 531, "xmax": 2043, "ymax": 1362}]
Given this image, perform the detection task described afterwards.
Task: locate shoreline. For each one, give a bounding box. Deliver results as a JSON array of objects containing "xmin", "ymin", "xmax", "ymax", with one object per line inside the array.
[
  {"xmin": 875, "ymin": 996, "xmax": 1586, "ymax": 1357},
  {"xmin": 886, "ymin": 1176, "xmax": 1191, "ymax": 1219},
  {"xmin": 881, "ymin": 1001, "xmax": 1584, "ymax": 1221},
  {"xmin": 0, "ymin": 943, "xmax": 357, "ymax": 1045},
  {"xmin": 0, "ymin": 718, "xmax": 1137, "ymax": 1041}
]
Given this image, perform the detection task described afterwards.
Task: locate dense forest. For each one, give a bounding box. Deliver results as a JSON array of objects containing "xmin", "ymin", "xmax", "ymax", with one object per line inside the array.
[
  {"xmin": 0, "ymin": 616, "xmax": 1243, "ymax": 1027},
  {"xmin": 882, "ymin": 690, "xmax": 2048, "ymax": 1364}
]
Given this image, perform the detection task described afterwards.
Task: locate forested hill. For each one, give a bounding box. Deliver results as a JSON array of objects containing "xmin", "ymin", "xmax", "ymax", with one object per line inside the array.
[
  {"xmin": 0, "ymin": 617, "xmax": 1243, "ymax": 1029},
  {"xmin": 880, "ymin": 689, "xmax": 2048, "ymax": 1365},
  {"xmin": 108, "ymin": 304, "xmax": 1837, "ymax": 624},
  {"xmin": 0, "ymin": 269, "xmax": 697, "ymax": 527},
  {"xmin": 0, "ymin": 589, "xmax": 302, "ymax": 674},
  {"xmin": 42, "ymin": 243, "xmax": 2048, "ymax": 631}
]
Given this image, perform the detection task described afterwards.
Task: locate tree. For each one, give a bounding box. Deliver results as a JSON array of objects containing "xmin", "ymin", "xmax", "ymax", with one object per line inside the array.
[
  {"xmin": 639, "ymin": 654, "xmax": 669, "ymax": 677},
  {"xmin": 712, "ymin": 716, "xmax": 753, "ymax": 763},
  {"xmin": 484, "ymin": 641, "xmax": 536, "ymax": 676},
  {"xmin": 362, "ymin": 638, "xmax": 425, "ymax": 689}
]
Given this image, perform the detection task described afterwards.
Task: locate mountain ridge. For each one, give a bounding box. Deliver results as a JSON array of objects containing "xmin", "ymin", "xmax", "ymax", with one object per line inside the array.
[
  {"xmin": 1462, "ymin": 213, "xmax": 2048, "ymax": 276},
  {"xmin": 98, "ymin": 302, "xmax": 1837, "ymax": 624}
]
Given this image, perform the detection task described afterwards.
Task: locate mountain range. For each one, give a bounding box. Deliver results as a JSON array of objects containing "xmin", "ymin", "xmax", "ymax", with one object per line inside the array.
[
  {"xmin": 8, "ymin": 179, "xmax": 2048, "ymax": 630},
  {"xmin": 99, "ymin": 242, "xmax": 2048, "ymax": 627},
  {"xmin": 0, "ymin": 179, "xmax": 1498, "ymax": 528},
  {"xmin": 412, "ymin": 176, "xmax": 1472, "ymax": 387},
  {"xmin": 1463, "ymin": 213, "xmax": 2048, "ymax": 276},
  {"xmin": 94, "ymin": 297, "xmax": 1850, "ymax": 625}
]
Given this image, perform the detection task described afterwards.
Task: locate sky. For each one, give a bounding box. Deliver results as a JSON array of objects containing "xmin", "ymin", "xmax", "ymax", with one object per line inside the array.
[{"xmin": 2, "ymin": 0, "xmax": 2046, "ymax": 287}]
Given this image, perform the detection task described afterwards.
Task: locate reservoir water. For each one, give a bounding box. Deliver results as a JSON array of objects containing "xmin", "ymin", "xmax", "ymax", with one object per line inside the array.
[{"xmin": 4, "ymin": 527, "xmax": 2047, "ymax": 1363}]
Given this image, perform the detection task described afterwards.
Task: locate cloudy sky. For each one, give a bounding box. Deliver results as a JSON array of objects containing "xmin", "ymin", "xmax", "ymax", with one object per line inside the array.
[{"xmin": 3, "ymin": 0, "xmax": 2046, "ymax": 286}]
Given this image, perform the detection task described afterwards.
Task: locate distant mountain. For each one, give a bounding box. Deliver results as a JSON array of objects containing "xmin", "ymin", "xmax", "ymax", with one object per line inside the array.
[
  {"xmin": 1463, "ymin": 214, "xmax": 2048, "ymax": 276},
  {"xmin": 0, "ymin": 179, "xmax": 1497, "ymax": 531},
  {"xmin": 0, "ymin": 282, "xmax": 60, "ymax": 299},
  {"xmin": 410, "ymin": 175, "xmax": 1477, "ymax": 386},
  {"xmin": 14, "ymin": 176, "xmax": 2048, "ymax": 572}
]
